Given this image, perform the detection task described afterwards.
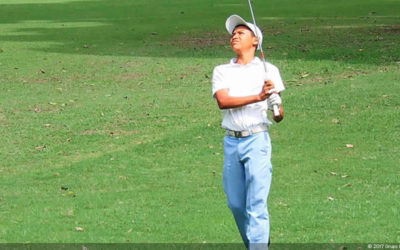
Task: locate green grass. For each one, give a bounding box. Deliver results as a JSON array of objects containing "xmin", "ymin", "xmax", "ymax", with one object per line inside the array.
[{"xmin": 0, "ymin": 0, "xmax": 399, "ymax": 244}]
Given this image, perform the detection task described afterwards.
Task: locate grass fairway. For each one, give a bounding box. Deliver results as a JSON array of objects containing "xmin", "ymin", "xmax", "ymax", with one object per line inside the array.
[{"xmin": 0, "ymin": 0, "xmax": 399, "ymax": 244}]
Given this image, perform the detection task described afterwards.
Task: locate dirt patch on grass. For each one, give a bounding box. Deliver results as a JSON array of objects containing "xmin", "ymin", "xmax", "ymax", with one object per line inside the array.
[
  {"xmin": 81, "ymin": 129, "xmax": 139, "ymax": 136},
  {"xmin": 288, "ymin": 69, "xmax": 372, "ymax": 86},
  {"xmin": 166, "ymin": 32, "xmax": 229, "ymax": 48},
  {"xmin": 166, "ymin": 29, "xmax": 284, "ymax": 48},
  {"xmin": 17, "ymin": 76, "xmax": 62, "ymax": 84},
  {"xmin": 382, "ymin": 25, "xmax": 400, "ymax": 34},
  {"xmin": 0, "ymin": 113, "xmax": 7, "ymax": 125},
  {"xmin": 118, "ymin": 72, "xmax": 145, "ymax": 81}
]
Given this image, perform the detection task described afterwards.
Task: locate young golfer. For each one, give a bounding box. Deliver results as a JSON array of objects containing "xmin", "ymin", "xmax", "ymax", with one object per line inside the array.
[{"xmin": 212, "ymin": 15, "xmax": 285, "ymax": 249}]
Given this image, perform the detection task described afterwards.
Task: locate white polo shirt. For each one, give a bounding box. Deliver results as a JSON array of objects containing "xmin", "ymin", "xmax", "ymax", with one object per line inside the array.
[{"xmin": 212, "ymin": 57, "xmax": 285, "ymax": 131}]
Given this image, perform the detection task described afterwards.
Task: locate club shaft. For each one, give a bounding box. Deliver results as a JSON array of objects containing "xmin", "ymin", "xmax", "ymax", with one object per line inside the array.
[
  {"xmin": 248, "ymin": 0, "xmax": 267, "ymax": 72},
  {"xmin": 247, "ymin": 0, "xmax": 280, "ymax": 117}
]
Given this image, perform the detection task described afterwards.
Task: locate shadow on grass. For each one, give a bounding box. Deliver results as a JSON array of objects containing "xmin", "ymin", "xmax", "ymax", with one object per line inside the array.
[
  {"xmin": 0, "ymin": 0, "xmax": 399, "ymax": 64},
  {"xmin": 0, "ymin": 0, "xmax": 228, "ymax": 58}
]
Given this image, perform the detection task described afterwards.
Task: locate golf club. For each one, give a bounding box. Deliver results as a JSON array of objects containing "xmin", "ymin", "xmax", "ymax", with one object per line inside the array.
[{"xmin": 247, "ymin": 0, "xmax": 280, "ymax": 117}]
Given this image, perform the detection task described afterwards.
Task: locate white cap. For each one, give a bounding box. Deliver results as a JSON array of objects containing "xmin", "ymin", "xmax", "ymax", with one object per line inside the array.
[{"xmin": 225, "ymin": 14, "xmax": 263, "ymax": 50}]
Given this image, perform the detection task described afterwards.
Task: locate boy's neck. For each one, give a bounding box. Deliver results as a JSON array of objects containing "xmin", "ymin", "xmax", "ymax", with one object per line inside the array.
[{"xmin": 236, "ymin": 51, "xmax": 256, "ymax": 65}]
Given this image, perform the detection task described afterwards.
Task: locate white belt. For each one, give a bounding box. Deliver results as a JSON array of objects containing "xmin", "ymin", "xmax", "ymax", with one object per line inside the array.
[{"xmin": 226, "ymin": 124, "xmax": 269, "ymax": 138}]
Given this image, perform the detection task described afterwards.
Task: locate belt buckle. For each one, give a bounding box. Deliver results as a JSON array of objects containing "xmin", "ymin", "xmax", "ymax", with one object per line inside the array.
[{"xmin": 234, "ymin": 131, "xmax": 241, "ymax": 138}]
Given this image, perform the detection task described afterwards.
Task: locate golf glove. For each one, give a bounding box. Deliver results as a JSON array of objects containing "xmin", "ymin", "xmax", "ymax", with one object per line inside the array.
[{"xmin": 267, "ymin": 93, "xmax": 282, "ymax": 110}]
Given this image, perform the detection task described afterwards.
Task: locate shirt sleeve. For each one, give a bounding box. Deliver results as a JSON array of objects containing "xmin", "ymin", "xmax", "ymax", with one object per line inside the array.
[
  {"xmin": 212, "ymin": 66, "xmax": 229, "ymax": 97},
  {"xmin": 270, "ymin": 64, "xmax": 285, "ymax": 93}
]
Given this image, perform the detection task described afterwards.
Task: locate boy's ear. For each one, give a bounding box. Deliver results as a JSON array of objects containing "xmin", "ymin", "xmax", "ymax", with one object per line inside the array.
[{"xmin": 253, "ymin": 37, "xmax": 259, "ymax": 47}]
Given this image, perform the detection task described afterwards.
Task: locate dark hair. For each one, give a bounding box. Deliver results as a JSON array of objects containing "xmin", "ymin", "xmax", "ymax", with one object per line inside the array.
[{"xmin": 233, "ymin": 25, "xmax": 255, "ymax": 37}]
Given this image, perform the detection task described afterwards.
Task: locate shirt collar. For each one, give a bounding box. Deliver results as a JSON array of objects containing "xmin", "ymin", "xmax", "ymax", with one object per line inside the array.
[{"xmin": 229, "ymin": 56, "xmax": 261, "ymax": 66}]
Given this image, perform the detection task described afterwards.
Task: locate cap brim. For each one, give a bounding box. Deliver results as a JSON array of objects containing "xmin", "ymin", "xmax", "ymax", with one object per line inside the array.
[
  {"xmin": 225, "ymin": 14, "xmax": 248, "ymax": 35},
  {"xmin": 225, "ymin": 14, "xmax": 263, "ymax": 50}
]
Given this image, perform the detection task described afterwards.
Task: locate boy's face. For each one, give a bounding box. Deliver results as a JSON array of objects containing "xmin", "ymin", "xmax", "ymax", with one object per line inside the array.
[{"xmin": 230, "ymin": 25, "xmax": 258, "ymax": 54}]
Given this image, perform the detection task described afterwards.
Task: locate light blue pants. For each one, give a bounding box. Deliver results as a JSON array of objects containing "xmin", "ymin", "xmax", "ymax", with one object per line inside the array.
[{"xmin": 223, "ymin": 131, "xmax": 272, "ymax": 250}]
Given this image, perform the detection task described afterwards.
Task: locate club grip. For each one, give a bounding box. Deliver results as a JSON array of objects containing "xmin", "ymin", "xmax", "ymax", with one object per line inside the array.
[{"xmin": 273, "ymin": 104, "xmax": 280, "ymax": 117}]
